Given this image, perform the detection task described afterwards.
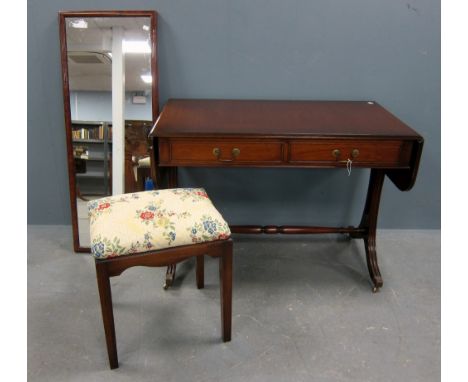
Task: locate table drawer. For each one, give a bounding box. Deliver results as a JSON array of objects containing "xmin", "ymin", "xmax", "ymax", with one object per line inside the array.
[
  {"xmin": 289, "ymin": 140, "xmax": 410, "ymax": 167},
  {"xmin": 164, "ymin": 139, "xmax": 285, "ymax": 165}
]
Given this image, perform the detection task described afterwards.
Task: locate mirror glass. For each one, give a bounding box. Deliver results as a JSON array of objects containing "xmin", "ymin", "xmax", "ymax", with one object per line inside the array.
[{"xmin": 60, "ymin": 12, "xmax": 157, "ymax": 251}]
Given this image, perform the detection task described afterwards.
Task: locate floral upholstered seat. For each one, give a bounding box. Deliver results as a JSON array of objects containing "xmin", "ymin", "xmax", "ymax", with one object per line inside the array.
[{"xmin": 88, "ymin": 188, "xmax": 231, "ymax": 259}]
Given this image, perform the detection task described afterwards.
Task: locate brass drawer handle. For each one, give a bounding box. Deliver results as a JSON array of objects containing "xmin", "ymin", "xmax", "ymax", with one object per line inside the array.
[
  {"xmin": 212, "ymin": 147, "xmax": 241, "ymax": 162},
  {"xmin": 351, "ymin": 148, "xmax": 360, "ymax": 158},
  {"xmin": 332, "ymin": 149, "xmax": 341, "ymax": 158}
]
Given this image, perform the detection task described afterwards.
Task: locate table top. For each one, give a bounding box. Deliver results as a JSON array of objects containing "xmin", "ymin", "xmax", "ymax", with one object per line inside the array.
[{"xmin": 152, "ymin": 99, "xmax": 421, "ymax": 139}]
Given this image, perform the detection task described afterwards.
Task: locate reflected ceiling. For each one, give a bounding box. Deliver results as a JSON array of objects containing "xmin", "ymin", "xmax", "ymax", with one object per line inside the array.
[{"xmin": 66, "ymin": 17, "xmax": 152, "ymax": 92}]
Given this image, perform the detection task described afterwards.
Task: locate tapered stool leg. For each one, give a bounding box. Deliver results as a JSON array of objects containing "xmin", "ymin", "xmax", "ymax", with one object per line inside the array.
[
  {"xmin": 95, "ymin": 261, "xmax": 118, "ymax": 369},
  {"xmin": 196, "ymin": 255, "xmax": 205, "ymax": 289},
  {"xmin": 219, "ymin": 242, "xmax": 233, "ymax": 342}
]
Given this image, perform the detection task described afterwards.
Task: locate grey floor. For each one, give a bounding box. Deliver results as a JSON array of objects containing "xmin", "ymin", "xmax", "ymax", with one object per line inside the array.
[{"xmin": 28, "ymin": 227, "xmax": 440, "ymax": 382}]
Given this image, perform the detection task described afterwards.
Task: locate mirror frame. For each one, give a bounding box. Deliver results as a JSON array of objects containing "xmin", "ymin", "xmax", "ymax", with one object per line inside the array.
[{"xmin": 59, "ymin": 10, "xmax": 159, "ymax": 253}]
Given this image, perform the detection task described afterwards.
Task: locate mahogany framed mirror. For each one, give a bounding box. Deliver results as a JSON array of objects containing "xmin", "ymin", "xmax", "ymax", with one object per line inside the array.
[{"xmin": 59, "ymin": 10, "xmax": 158, "ymax": 252}]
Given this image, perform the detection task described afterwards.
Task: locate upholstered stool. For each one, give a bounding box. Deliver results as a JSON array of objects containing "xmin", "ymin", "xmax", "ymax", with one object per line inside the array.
[{"xmin": 89, "ymin": 188, "xmax": 233, "ymax": 369}]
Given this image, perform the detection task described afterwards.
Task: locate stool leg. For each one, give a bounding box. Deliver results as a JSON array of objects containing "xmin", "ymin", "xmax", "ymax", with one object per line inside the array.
[
  {"xmin": 95, "ymin": 262, "xmax": 118, "ymax": 369},
  {"xmin": 219, "ymin": 244, "xmax": 232, "ymax": 342},
  {"xmin": 196, "ymin": 255, "xmax": 204, "ymax": 289}
]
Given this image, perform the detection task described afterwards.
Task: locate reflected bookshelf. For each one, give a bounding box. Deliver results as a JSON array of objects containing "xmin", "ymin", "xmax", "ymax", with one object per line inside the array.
[{"xmin": 72, "ymin": 121, "xmax": 112, "ymax": 196}]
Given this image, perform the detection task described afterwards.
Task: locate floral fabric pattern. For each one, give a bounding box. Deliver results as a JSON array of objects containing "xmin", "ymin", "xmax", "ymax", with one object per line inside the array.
[
  {"xmin": 88, "ymin": 188, "xmax": 230, "ymax": 259},
  {"xmin": 170, "ymin": 188, "xmax": 209, "ymax": 202},
  {"xmin": 188, "ymin": 215, "xmax": 230, "ymax": 243}
]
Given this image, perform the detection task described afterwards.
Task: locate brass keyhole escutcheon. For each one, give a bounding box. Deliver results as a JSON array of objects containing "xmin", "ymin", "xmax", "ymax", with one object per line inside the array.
[
  {"xmin": 212, "ymin": 147, "xmax": 220, "ymax": 157},
  {"xmin": 351, "ymin": 148, "xmax": 360, "ymax": 158},
  {"xmin": 232, "ymin": 148, "xmax": 240, "ymax": 157},
  {"xmin": 332, "ymin": 149, "xmax": 341, "ymax": 158}
]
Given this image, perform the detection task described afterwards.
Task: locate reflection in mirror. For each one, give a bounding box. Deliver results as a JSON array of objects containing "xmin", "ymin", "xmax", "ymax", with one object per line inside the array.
[{"xmin": 59, "ymin": 11, "xmax": 158, "ymax": 251}]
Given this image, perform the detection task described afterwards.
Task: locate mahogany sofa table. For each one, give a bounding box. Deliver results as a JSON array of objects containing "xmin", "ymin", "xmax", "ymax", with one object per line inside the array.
[{"xmin": 150, "ymin": 99, "xmax": 423, "ymax": 292}]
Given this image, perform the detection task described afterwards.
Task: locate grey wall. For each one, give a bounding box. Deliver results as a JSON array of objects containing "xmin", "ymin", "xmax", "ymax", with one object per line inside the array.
[{"xmin": 28, "ymin": 0, "xmax": 440, "ymax": 228}]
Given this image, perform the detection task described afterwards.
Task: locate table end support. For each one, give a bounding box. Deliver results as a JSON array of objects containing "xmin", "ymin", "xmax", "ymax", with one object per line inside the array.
[
  {"xmin": 163, "ymin": 167, "xmax": 179, "ymax": 290},
  {"xmin": 357, "ymin": 169, "xmax": 386, "ymax": 293},
  {"xmin": 163, "ymin": 263, "xmax": 176, "ymax": 290}
]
